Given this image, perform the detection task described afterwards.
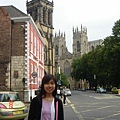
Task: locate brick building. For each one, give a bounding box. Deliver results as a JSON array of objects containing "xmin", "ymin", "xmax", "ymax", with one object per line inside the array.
[{"xmin": 0, "ymin": 6, "xmax": 44, "ymax": 101}]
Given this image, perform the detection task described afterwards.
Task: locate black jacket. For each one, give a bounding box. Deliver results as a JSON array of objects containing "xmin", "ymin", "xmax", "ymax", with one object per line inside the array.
[{"xmin": 28, "ymin": 96, "xmax": 64, "ymax": 120}]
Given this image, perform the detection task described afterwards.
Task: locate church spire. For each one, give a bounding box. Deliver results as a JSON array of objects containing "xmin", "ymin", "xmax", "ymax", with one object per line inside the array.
[
  {"xmin": 81, "ymin": 24, "xmax": 82, "ymax": 31},
  {"xmin": 64, "ymin": 32, "xmax": 65, "ymax": 38}
]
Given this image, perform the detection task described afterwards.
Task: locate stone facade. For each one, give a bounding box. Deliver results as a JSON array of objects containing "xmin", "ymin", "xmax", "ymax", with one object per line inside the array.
[{"xmin": 10, "ymin": 56, "xmax": 25, "ymax": 90}]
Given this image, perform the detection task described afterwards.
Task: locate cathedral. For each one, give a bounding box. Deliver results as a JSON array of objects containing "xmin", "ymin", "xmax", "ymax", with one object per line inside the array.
[
  {"xmin": 54, "ymin": 25, "xmax": 103, "ymax": 89},
  {"xmin": 26, "ymin": 0, "xmax": 103, "ymax": 89},
  {"xmin": 26, "ymin": 0, "xmax": 103, "ymax": 79}
]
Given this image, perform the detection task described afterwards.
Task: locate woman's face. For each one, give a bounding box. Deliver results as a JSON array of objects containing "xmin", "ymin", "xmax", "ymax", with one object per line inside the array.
[{"xmin": 44, "ymin": 79, "xmax": 56, "ymax": 94}]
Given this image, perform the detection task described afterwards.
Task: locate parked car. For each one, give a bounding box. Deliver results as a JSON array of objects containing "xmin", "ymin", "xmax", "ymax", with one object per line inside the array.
[
  {"xmin": 96, "ymin": 87, "xmax": 106, "ymax": 93},
  {"xmin": 0, "ymin": 91, "xmax": 28, "ymax": 120},
  {"xmin": 111, "ymin": 87, "xmax": 118, "ymax": 94},
  {"xmin": 77, "ymin": 88, "xmax": 86, "ymax": 91},
  {"xmin": 63, "ymin": 88, "xmax": 71, "ymax": 96}
]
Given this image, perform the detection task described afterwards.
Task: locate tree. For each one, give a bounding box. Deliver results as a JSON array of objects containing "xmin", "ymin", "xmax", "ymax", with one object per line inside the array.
[
  {"xmin": 55, "ymin": 72, "xmax": 69, "ymax": 86},
  {"xmin": 71, "ymin": 18, "xmax": 120, "ymax": 89}
]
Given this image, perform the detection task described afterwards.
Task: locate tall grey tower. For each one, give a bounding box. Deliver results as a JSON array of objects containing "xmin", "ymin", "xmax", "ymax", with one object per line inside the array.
[
  {"xmin": 73, "ymin": 25, "xmax": 88, "ymax": 57},
  {"xmin": 54, "ymin": 30, "xmax": 72, "ymax": 78},
  {"xmin": 54, "ymin": 30, "xmax": 67, "ymax": 59}
]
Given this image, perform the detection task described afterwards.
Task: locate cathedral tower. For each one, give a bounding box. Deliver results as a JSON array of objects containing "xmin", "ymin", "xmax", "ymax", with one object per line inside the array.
[
  {"xmin": 72, "ymin": 25, "xmax": 88, "ymax": 57},
  {"xmin": 54, "ymin": 30, "xmax": 72, "ymax": 78},
  {"xmin": 54, "ymin": 30, "xmax": 67, "ymax": 59}
]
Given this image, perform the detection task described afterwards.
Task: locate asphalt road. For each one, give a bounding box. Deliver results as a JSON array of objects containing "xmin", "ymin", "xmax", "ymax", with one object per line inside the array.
[
  {"xmin": 66, "ymin": 90, "xmax": 120, "ymax": 120},
  {"xmin": 25, "ymin": 90, "xmax": 120, "ymax": 120}
]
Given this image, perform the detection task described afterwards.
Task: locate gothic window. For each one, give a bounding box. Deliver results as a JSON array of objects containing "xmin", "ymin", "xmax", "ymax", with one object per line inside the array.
[
  {"xmin": 64, "ymin": 61, "xmax": 71, "ymax": 77},
  {"xmin": 48, "ymin": 10, "xmax": 51, "ymax": 26},
  {"xmin": 31, "ymin": 7, "xmax": 37, "ymax": 22},
  {"xmin": 55, "ymin": 45, "xmax": 58, "ymax": 55},
  {"xmin": 43, "ymin": 7, "xmax": 46, "ymax": 24},
  {"xmin": 77, "ymin": 41, "xmax": 80, "ymax": 52},
  {"xmin": 91, "ymin": 46, "xmax": 94, "ymax": 51},
  {"xmin": 34, "ymin": 8, "xmax": 37, "ymax": 22},
  {"xmin": 44, "ymin": 45, "xmax": 47, "ymax": 62},
  {"xmin": 62, "ymin": 45, "xmax": 64, "ymax": 54}
]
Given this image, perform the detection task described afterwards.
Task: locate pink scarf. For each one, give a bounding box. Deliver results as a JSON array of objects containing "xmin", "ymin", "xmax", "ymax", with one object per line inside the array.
[{"xmin": 56, "ymin": 101, "xmax": 58, "ymax": 120}]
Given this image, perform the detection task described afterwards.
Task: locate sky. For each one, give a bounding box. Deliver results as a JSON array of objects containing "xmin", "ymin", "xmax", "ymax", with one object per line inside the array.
[{"xmin": 0, "ymin": 0, "xmax": 120, "ymax": 52}]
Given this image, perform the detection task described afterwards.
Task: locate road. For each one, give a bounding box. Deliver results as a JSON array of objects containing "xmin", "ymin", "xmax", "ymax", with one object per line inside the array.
[
  {"xmin": 25, "ymin": 90, "xmax": 120, "ymax": 120},
  {"xmin": 65, "ymin": 90, "xmax": 120, "ymax": 120}
]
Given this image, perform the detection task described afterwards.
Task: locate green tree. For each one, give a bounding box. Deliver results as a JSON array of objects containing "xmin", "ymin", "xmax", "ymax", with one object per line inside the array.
[
  {"xmin": 55, "ymin": 72, "xmax": 69, "ymax": 86},
  {"xmin": 71, "ymin": 18, "xmax": 120, "ymax": 89}
]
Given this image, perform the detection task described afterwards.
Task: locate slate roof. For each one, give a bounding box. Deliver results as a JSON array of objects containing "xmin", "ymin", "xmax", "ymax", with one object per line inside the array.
[
  {"xmin": 61, "ymin": 51, "xmax": 73, "ymax": 59},
  {"xmin": 1, "ymin": 5, "xmax": 27, "ymax": 18}
]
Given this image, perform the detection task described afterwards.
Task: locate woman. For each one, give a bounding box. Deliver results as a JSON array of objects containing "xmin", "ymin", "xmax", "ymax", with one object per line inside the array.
[{"xmin": 28, "ymin": 74, "xmax": 64, "ymax": 120}]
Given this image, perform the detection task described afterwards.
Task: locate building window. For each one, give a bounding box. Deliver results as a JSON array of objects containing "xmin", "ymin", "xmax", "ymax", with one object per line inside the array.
[
  {"xmin": 34, "ymin": 36, "xmax": 37, "ymax": 56},
  {"xmin": 43, "ymin": 7, "xmax": 46, "ymax": 24},
  {"xmin": 77, "ymin": 41, "xmax": 80, "ymax": 52},
  {"xmin": 42, "ymin": 46, "xmax": 44, "ymax": 63},
  {"xmin": 30, "ymin": 31, "xmax": 33, "ymax": 53},
  {"xmin": 44, "ymin": 45, "xmax": 47, "ymax": 62},
  {"xmin": 91, "ymin": 46, "xmax": 94, "ymax": 51},
  {"xmin": 55, "ymin": 45, "xmax": 58, "ymax": 55},
  {"xmin": 48, "ymin": 10, "xmax": 51, "ymax": 26},
  {"xmin": 64, "ymin": 61, "xmax": 71, "ymax": 77}
]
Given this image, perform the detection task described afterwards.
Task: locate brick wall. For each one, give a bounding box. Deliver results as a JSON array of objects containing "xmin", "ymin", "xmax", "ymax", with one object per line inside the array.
[
  {"xmin": 12, "ymin": 22, "xmax": 25, "ymax": 56},
  {"xmin": 0, "ymin": 7, "xmax": 11, "ymax": 85}
]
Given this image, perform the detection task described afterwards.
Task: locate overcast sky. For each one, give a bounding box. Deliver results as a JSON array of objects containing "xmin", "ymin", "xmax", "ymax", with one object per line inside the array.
[{"xmin": 0, "ymin": 0, "xmax": 120, "ymax": 52}]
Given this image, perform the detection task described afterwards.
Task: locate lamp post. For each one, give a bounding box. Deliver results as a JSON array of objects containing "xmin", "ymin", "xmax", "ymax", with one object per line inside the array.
[
  {"xmin": 57, "ymin": 64, "xmax": 61, "ymax": 87},
  {"xmin": 94, "ymin": 74, "xmax": 97, "ymax": 91},
  {"xmin": 94, "ymin": 74, "xmax": 96, "ymax": 80},
  {"xmin": 30, "ymin": 72, "xmax": 37, "ymax": 101}
]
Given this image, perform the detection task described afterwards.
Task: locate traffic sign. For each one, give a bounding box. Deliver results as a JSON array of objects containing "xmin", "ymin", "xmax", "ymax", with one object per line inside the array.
[
  {"xmin": 31, "ymin": 72, "xmax": 37, "ymax": 78},
  {"xmin": 57, "ymin": 80, "xmax": 61, "ymax": 85}
]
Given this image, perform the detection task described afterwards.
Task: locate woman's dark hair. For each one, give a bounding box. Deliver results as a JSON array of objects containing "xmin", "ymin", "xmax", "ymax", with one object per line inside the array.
[{"xmin": 40, "ymin": 74, "xmax": 57, "ymax": 98}]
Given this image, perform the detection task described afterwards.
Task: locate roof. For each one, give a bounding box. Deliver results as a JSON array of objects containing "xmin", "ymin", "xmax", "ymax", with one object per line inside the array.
[{"xmin": 1, "ymin": 5, "xmax": 27, "ymax": 18}]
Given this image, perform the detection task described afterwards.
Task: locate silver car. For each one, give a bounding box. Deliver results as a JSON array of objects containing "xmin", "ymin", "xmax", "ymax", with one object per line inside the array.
[
  {"xmin": 96, "ymin": 88, "xmax": 106, "ymax": 93},
  {"xmin": 64, "ymin": 88, "xmax": 71, "ymax": 96}
]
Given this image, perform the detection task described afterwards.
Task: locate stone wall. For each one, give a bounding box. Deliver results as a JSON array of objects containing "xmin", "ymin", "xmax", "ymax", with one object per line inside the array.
[{"xmin": 11, "ymin": 56, "xmax": 25, "ymax": 90}]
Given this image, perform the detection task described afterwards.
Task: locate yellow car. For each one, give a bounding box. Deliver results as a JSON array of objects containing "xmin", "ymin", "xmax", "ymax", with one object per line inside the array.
[
  {"xmin": 111, "ymin": 87, "xmax": 118, "ymax": 94},
  {"xmin": 0, "ymin": 91, "xmax": 28, "ymax": 120}
]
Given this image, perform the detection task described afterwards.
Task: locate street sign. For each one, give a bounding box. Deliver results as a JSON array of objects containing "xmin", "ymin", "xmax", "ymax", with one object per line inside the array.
[
  {"xmin": 57, "ymin": 80, "xmax": 61, "ymax": 85},
  {"xmin": 31, "ymin": 72, "xmax": 37, "ymax": 78}
]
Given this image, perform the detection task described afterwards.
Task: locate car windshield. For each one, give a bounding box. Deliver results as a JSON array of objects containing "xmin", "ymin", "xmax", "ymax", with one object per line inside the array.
[
  {"xmin": 0, "ymin": 93, "xmax": 20, "ymax": 102},
  {"xmin": 66, "ymin": 89, "xmax": 70, "ymax": 91}
]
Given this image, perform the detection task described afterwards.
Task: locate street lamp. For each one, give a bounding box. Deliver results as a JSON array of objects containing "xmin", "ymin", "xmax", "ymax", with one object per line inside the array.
[
  {"xmin": 57, "ymin": 65, "xmax": 61, "ymax": 86},
  {"xmin": 30, "ymin": 72, "xmax": 37, "ymax": 101}
]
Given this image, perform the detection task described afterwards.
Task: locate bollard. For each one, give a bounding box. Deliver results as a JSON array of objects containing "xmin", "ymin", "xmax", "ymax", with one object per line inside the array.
[{"xmin": 118, "ymin": 89, "xmax": 120, "ymax": 95}]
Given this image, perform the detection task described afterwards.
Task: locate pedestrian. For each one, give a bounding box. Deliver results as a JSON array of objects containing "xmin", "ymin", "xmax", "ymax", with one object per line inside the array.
[
  {"xmin": 28, "ymin": 74, "xmax": 64, "ymax": 120},
  {"xmin": 57, "ymin": 88, "xmax": 60, "ymax": 98},
  {"xmin": 63, "ymin": 87, "xmax": 67, "ymax": 105}
]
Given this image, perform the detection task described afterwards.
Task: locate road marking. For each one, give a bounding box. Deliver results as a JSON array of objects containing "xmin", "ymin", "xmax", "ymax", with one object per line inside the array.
[
  {"xmin": 98, "ymin": 112, "xmax": 120, "ymax": 120},
  {"xmin": 70, "ymin": 104, "xmax": 84, "ymax": 120},
  {"xmin": 66, "ymin": 97, "xmax": 71, "ymax": 103},
  {"xmin": 81, "ymin": 106, "xmax": 112, "ymax": 113},
  {"xmin": 88, "ymin": 94, "xmax": 120, "ymax": 99}
]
